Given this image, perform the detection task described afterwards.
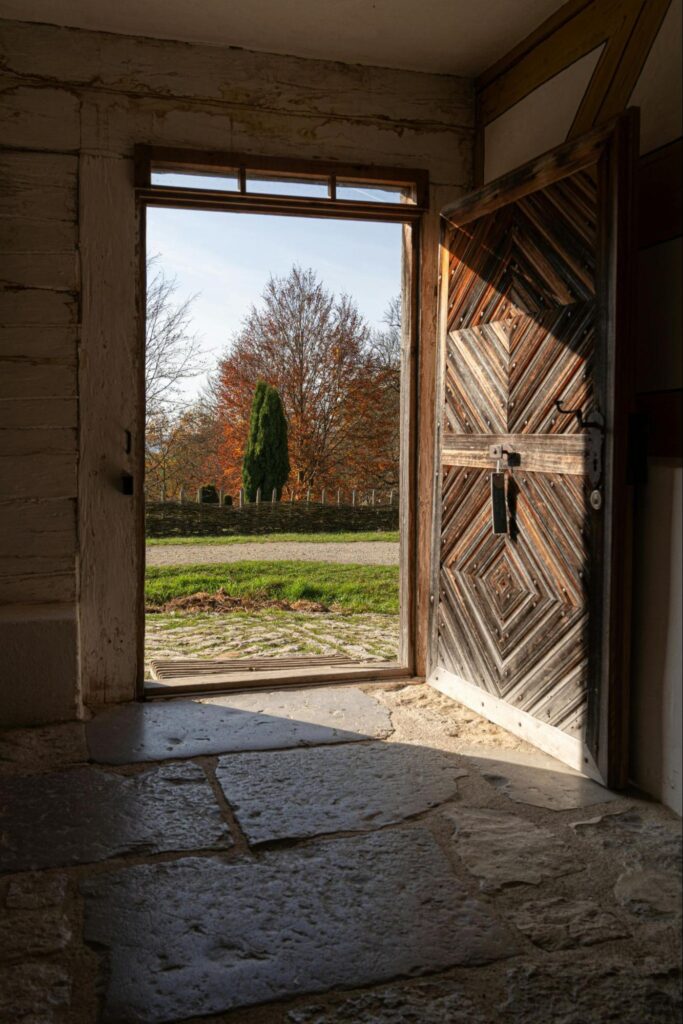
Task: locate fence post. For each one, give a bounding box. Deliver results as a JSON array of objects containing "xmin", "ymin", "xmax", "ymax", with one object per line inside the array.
[
  {"xmin": 337, "ymin": 488, "xmax": 341, "ymax": 505},
  {"xmin": 271, "ymin": 488, "xmax": 277, "ymax": 503},
  {"xmin": 196, "ymin": 488, "xmax": 202, "ymax": 503},
  {"xmin": 179, "ymin": 487, "xmax": 184, "ymax": 504},
  {"xmin": 371, "ymin": 489, "xmax": 375, "ymax": 506},
  {"xmin": 352, "ymin": 490, "xmax": 356, "ymax": 507},
  {"xmin": 160, "ymin": 485, "xmax": 165, "ymax": 502},
  {"xmin": 239, "ymin": 488, "xmax": 244, "ymax": 507},
  {"xmin": 389, "ymin": 489, "xmax": 394, "ymax": 506},
  {"xmin": 256, "ymin": 487, "xmax": 261, "ymax": 505},
  {"xmin": 321, "ymin": 488, "xmax": 326, "ymax": 505},
  {"xmin": 218, "ymin": 488, "xmax": 223, "ymax": 505}
]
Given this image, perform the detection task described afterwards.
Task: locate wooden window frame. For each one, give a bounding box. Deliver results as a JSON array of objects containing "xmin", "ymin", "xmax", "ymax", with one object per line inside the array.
[{"xmin": 134, "ymin": 145, "xmax": 428, "ymax": 697}]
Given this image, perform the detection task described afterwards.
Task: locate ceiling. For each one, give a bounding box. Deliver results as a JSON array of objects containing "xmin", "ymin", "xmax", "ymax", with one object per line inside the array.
[{"xmin": 0, "ymin": 0, "xmax": 567, "ymax": 76}]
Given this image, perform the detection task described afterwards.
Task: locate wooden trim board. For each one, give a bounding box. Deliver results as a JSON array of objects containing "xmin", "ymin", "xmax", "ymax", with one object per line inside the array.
[{"xmin": 429, "ymin": 666, "xmax": 603, "ymax": 781}]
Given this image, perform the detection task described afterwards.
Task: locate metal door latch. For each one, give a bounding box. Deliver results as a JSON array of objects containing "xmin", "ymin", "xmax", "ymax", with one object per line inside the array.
[
  {"xmin": 555, "ymin": 400, "xmax": 605, "ymax": 489},
  {"xmin": 489, "ymin": 445, "xmax": 509, "ymax": 534}
]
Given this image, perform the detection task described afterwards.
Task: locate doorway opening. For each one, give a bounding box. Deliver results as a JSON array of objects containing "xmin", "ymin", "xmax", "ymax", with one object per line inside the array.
[{"xmin": 136, "ymin": 149, "xmax": 427, "ymax": 696}]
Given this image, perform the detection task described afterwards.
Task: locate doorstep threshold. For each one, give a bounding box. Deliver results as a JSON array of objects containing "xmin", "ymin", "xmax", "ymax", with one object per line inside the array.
[{"xmin": 143, "ymin": 658, "xmax": 413, "ymax": 698}]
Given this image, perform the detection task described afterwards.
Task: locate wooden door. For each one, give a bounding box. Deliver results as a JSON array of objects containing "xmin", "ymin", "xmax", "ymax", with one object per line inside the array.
[{"xmin": 429, "ymin": 116, "xmax": 637, "ymax": 786}]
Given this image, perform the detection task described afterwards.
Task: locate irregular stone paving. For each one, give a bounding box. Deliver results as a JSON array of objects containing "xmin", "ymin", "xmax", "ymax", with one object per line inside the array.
[
  {"xmin": 573, "ymin": 809, "xmax": 683, "ymax": 923},
  {"xmin": 514, "ymin": 895, "xmax": 631, "ymax": 950},
  {"xmin": 0, "ymin": 763, "xmax": 231, "ymax": 872},
  {"xmin": 2, "ymin": 682, "xmax": 681, "ymax": 1024},
  {"xmin": 499, "ymin": 959, "xmax": 682, "ymax": 1023},
  {"xmin": 215, "ymin": 742, "xmax": 468, "ymax": 843},
  {"xmin": 445, "ymin": 807, "xmax": 580, "ymax": 891},
  {"xmin": 287, "ymin": 980, "xmax": 487, "ymax": 1023},
  {"xmin": 86, "ymin": 685, "xmax": 392, "ymax": 764},
  {"xmin": 80, "ymin": 831, "xmax": 516, "ymax": 1023},
  {"xmin": 144, "ymin": 611, "xmax": 399, "ymax": 675},
  {"xmin": 469, "ymin": 750, "xmax": 620, "ymax": 810}
]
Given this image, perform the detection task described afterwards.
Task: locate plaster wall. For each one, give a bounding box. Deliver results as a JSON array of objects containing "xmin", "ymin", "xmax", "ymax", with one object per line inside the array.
[
  {"xmin": 0, "ymin": 18, "xmax": 474, "ymax": 724},
  {"xmin": 481, "ymin": 0, "xmax": 683, "ymax": 813}
]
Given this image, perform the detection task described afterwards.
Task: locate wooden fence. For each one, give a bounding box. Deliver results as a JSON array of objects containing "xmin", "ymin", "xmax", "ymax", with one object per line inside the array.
[{"xmin": 145, "ymin": 497, "xmax": 399, "ymax": 538}]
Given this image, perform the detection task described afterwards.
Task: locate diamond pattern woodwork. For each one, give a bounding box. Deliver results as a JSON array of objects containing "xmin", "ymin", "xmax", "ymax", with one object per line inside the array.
[{"xmin": 436, "ymin": 170, "xmax": 597, "ymax": 738}]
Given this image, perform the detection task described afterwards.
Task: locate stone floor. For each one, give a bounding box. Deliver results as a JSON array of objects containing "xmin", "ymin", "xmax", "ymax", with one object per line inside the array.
[{"xmin": 1, "ymin": 683, "xmax": 681, "ymax": 1023}]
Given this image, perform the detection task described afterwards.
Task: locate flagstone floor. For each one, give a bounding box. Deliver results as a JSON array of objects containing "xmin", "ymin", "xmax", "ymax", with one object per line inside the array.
[{"xmin": 1, "ymin": 683, "xmax": 681, "ymax": 1023}]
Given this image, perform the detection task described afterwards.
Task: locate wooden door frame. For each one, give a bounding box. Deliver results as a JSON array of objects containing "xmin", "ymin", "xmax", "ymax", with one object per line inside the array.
[
  {"xmin": 134, "ymin": 148, "xmax": 428, "ymax": 698},
  {"xmin": 427, "ymin": 112, "xmax": 638, "ymax": 787}
]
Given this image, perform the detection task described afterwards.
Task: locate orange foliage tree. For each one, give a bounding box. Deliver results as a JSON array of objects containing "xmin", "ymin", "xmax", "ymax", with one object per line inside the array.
[{"xmin": 213, "ymin": 267, "xmax": 400, "ymax": 498}]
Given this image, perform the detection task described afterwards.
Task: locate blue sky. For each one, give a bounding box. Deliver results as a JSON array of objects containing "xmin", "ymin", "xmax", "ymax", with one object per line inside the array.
[{"xmin": 146, "ymin": 206, "xmax": 403, "ymax": 400}]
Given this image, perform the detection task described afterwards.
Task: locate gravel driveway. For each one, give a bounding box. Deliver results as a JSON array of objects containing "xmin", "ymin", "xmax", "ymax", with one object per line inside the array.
[{"xmin": 146, "ymin": 541, "xmax": 399, "ymax": 566}]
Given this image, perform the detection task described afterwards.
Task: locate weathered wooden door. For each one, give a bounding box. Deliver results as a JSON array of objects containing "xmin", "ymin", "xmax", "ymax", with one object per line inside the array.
[{"xmin": 429, "ymin": 116, "xmax": 637, "ymax": 786}]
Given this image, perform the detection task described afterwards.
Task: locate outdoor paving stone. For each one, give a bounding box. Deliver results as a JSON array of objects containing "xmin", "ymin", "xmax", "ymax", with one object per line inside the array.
[
  {"xmin": 0, "ymin": 763, "xmax": 230, "ymax": 872},
  {"xmin": 80, "ymin": 828, "xmax": 517, "ymax": 1023},
  {"xmin": 499, "ymin": 959, "xmax": 682, "ymax": 1023},
  {"xmin": 215, "ymin": 741, "xmax": 468, "ymax": 843},
  {"xmin": 514, "ymin": 895, "xmax": 630, "ymax": 950},
  {"xmin": 86, "ymin": 686, "xmax": 392, "ymax": 764},
  {"xmin": 445, "ymin": 807, "xmax": 580, "ymax": 891},
  {"xmin": 287, "ymin": 980, "xmax": 486, "ymax": 1023},
  {"xmin": 468, "ymin": 749, "xmax": 619, "ymax": 811}
]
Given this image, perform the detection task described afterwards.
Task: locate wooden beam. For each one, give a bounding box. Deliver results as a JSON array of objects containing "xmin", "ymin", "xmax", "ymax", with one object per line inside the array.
[
  {"xmin": 568, "ymin": 2, "xmax": 643, "ymax": 137},
  {"xmin": 441, "ymin": 120, "xmax": 614, "ymax": 227},
  {"xmin": 478, "ymin": 0, "xmax": 638, "ymax": 126},
  {"xmin": 570, "ymin": 0, "xmax": 671, "ymax": 137},
  {"xmin": 478, "ymin": 0, "xmax": 594, "ymax": 91}
]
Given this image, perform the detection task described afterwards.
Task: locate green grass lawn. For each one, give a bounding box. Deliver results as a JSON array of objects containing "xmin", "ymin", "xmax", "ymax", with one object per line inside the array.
[
  {"xmin": 145, "ymin": 560, "xmax": 399, "ymax": 614},
  {"xmin": 146, "ymin": 531, "xmax": 399, "ymax": 546}
]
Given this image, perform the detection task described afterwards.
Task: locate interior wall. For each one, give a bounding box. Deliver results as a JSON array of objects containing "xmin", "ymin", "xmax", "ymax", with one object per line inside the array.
[
  {"xmin": 477, "ymin": 0, "xmax": 683, "ymax": 813},
  {"xmin": 0, "ymin": 18, "xmax": 474, "ymax": 725}
]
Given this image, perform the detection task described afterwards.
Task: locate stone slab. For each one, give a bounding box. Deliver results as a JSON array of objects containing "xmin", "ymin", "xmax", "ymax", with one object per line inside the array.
[
  {"xmin": 573, "ymin": 810, "xmax": 682, "ymax": 922},
  {"xmin": 288, "ymin": 981, "xmax": 487, "ymax": 1023},
  {"xmin": 0, "ymin": 763, "xmax": 230, "ymax": 872},
  {"xmin": 86, "ymin": 687, "xmax": 392, "ymax": 764},
  {"xmin": 445, "ymin": 807, "xmax": 580, "ymax": 891},
  {"xmin": 81, "ymin": 829, "xmax": 516, "ymax": 1023},
  {"xmin": 466, "ymin": 748, "xmax": 619, "ymax": 811},
  {"xmin": 500, "ymin": 960, "xmax": 682, "ymax": 1024},
  {"xmin": 514, "ymin": 895, "xmax": 630, "ymax": 951},
  {"xmin": 216, "ymin": 742, "xmax": 467, "ymax": 843},
  {"xmin": 0, "ymin": 962, "xmax": 71, "ymax": 1024}
]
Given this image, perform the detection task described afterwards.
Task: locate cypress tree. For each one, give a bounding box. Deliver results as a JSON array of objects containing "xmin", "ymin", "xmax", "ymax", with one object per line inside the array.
[
  {"xmin": 241, "ymin": 381, "xmax": 268, "ymax": 501},
  {"xmin": 242, "ymin": 383, "xmax": 290, "ymax": 501}
]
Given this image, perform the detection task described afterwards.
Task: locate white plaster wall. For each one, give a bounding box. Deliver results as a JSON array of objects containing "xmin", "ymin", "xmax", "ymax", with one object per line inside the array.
[
  {"xmin": 0, "ymin": 18, "xmax": 474, "ymax": 723},
  {"xmin": 483, "ymin": 46, "xmax": 604, "ymax": 182}
]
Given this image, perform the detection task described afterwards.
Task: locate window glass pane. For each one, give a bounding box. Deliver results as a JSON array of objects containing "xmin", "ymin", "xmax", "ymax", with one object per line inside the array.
[
  {"xmin": 151, "ymin": 170, "xmax": 239, "ymax": 192},
  {"xmin": 246, "ymin": 173, "xmax": 329, "ymax": 198},
  {"xmin": 336, "ymin": 181, "xmax": 414, "ymax": 204}
]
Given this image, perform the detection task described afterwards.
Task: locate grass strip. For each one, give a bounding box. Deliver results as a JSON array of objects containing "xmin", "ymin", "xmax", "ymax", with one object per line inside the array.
[
  {"xmin": 145, "ymin": 560, "xmax": 399, "ymax": 614},
  {"xmin": 146, "ymin": 531, "xmax": 399, "ymax": 546}
]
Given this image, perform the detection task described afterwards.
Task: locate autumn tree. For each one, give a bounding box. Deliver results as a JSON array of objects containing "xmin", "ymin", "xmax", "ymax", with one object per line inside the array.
[
  {"xmin": 242, "ymin": 383, "xmax": 290, "ymax": 501},
  {"xmin": 214, "ymin": 266, "xmax": 397, "ymax": 495},
  {"xmin": 144, "ymin": 256, "xmax": 213, "ymax": 498}
]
